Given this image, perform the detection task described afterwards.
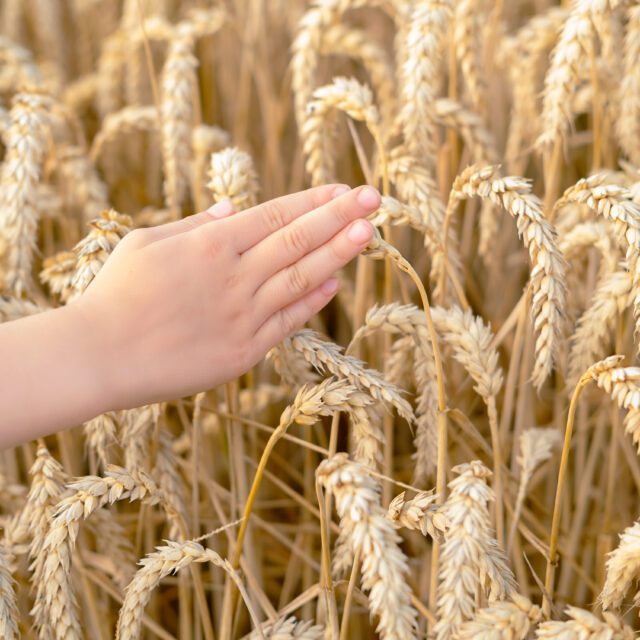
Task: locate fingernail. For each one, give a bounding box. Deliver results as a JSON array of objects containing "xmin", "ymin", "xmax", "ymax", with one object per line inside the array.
[
  {"xmin": 331, "ymin": 184, "xmax": 351, "ymax": 199},
  {"xmin": 320, "ymin": 277, "xmax": 339, "ymax": 296},
  {"xmin": 208, "ymin": 199, "xmax": 234, "ymax": 218},
  {"xmin": 357, "ymin": 186, "xmax": 381, "ymax": 209},
  {"xmin": 347, "ymin": 220, "xmax": 373, "ymax": 245}
]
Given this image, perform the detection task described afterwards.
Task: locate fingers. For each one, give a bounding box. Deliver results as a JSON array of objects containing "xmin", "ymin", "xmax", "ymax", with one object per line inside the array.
[
  {"xmin": 252, "ymin": 278, "xmax": 340, "ymax": 355},
  {"xmin": 242, "ymin": 185, "xmax": 381, "ymax": 285},
  {"xmin": 254, "ymin": 218, "xmax": 374, "ymax": 317},
  {"xmin": 136, "ymin": 200, "xmax": 235, "ymax": 244},
  {"xmin": 220, "ymin": 184, "xmax": 349, "ymax": 253}
]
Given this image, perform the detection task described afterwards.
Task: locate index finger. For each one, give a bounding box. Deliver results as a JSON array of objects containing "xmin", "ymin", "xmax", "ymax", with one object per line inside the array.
[{"xmin": 222, "ymin": 184, "xmax": 350, "ymax": 253}]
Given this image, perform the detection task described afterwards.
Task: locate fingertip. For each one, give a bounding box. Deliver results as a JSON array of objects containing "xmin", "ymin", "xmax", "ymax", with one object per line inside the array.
[
  {"xmin": 207, "ymin": 199, "xmax": 235, "ymax": 219},
  {"xmin": 356, "ymin": 185, "xmax": 381, "ymax": 210},
  {"xmin": 331, "ymin": 184, "xmax": 351, "ymax": 199},
  {"xmin": 347, "ymin": 219, "xmax": 374, "ymax": 245},
  {"xmin": 319, "ymin": 277, "xmax": 339, "ymax": 296}
]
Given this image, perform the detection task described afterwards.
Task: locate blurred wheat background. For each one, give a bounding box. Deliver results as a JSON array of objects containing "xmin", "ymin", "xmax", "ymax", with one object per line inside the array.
[{"xmin": 1, "ymin": 0, "xmax": 640, "ymax": 638}]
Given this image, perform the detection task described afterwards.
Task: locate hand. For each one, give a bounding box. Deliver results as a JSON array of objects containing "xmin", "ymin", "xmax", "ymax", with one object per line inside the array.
[{"xmin": 74, "ymin": 184, "xmax": 379, "ymax": 411}]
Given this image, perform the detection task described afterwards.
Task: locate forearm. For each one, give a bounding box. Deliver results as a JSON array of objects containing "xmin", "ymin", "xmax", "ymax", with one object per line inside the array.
[{"xmin": 0, "ymin": 302, "xmax": 111, "ymax": 448}]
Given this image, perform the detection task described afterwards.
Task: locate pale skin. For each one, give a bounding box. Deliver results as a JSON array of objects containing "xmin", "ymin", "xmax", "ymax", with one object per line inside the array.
[{"xmin": 0, "ymin": 183, "xmax": 379, "ymax": 449}]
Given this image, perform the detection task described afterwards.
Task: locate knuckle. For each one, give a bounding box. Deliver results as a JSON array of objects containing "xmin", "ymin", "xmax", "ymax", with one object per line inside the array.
[
  {"xmin": 283, "ymin": 223, "xmax": 311, "ymax": 255},
  {"xmin": 225, "ymin": 270, "xmax": 243, "ymax": 289},
  {"xmin": 261, "ymin": 199, "xmax": 289, "ymax": 233},
  {"xmin": 121, "ymin": 228, "xmax": 146, "ymax": 249},
  {"xmin": 330, "ymin": 238, "xmax": 349, "ymax": 263},
  {"xmin": 278, "ymin": 308, "xmax": 297, "ymax": 336},
  {"xmin": 332, "ymin": 201, "xmax": 352, "ymax": 227},
  {"xmin": 286, "ymin": 264, "xmax": 310, "ymax": 295},
  {"xmin": 198, "ymin": 231, "xmax": 226, "ymax": 260}
]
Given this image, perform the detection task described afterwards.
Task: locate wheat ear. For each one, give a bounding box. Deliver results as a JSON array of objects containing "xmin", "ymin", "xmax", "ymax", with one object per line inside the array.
[
  {"xmin": 70, "ymin": 209, "xmax": 132, "ymax": 296},
  {"xmin": 245, "ymin": 617, "xmax": 324, "ymax": 639},
  {"xmin": 397, "ymin": 1, "xmax": 453, "ymax": 161},
  {"xmin": 442, "ymin": 164, "xmax": 567, "ymax": 389},
  {"xmin": 116, "ymin": 540, "xmax": 259, "ymax": 640},
  {"xmin": 0, "ymin": 543, "xmax": 18, "ymax": 640},
  {"xmin": 318, "ymin": 453, "xmax": 418, "ymax": 640},
  {"xmin": 90, "ymin": 105, "xmax": 158, "ymax": 163},
  {"xmin": 160, "ymin": 33, "xmax": 198, "ymax": 217},
  {"xmin": 208, "ymin": 146, "xmax": 259, "ymax": 211},
  {"xmin": 321, "ymin": 24, "xmax": 396, "ymax": 130},
  {"xmin": 32, "ymin": 467, "xmax": 160, "ymax": 640},
  {"xmin": 508, "ymin": 428, "xmax": 561, "ymax": 551},
  {"xmin": 387, "ymin": 490, "xmax": 448, "ymax": 540},
  {"xmin": 554, "ymin": 174, "xmax": 640, "ymax": 353},
  {"xmin": 302, "ymin": 76, "xmax": 385, "ymax": 188},
  {"xmin": 454, "ymin": 594, "xmax": 542, "ymax": 640},
  {"xmin": 536, "ymin": 606, "xmax": 633, "ymax": 639},
  {"xmin": 0, "ymin": 92, "xmax": 52, "ymax": 297},
  {"xmin": 616, "ymin": 6, "xmax": 640, "ymax": 165},
  {"xmin": 434, "ymin": 461, "xmax": 516, "ymax": 640}
]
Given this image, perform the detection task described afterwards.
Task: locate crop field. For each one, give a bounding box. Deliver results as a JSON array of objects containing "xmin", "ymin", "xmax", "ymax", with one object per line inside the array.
[{"xmin": 1, "ymin": 0, "xmax": 640, "ymax": 638}]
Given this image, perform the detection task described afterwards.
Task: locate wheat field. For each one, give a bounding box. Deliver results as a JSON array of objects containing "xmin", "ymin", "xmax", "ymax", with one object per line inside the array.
[{"xmin": 1, "ymin": 0, "xmax": 640, "ymax": 638}]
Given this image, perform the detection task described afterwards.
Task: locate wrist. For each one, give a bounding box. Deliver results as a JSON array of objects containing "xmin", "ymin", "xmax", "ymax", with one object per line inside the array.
[{"xmin": 62, "ymin": 298, "xmax": 124, "ymax": 416}]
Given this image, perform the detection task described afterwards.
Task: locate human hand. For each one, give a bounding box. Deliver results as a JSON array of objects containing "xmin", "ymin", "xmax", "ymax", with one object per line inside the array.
[{"xmin": 74, "ymin": 184, "xmax": 379, "ymax": 411}]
